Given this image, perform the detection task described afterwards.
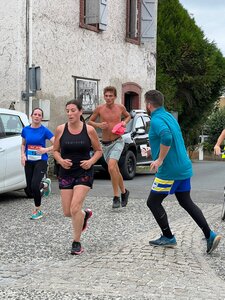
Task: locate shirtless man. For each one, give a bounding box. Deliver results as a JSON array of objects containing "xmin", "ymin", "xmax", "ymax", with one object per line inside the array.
[{"xmin": 88, "ymin": 86, "xmax": 131, "ymax": 208}]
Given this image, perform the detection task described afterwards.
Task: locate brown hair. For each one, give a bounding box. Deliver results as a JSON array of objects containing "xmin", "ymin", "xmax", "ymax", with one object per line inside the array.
[
  {"xmin": 65, "ymin": 99, "xmax": 85, "ymax": 122},
  {"xmin": 31, "ymin": 108, "xmax": 44, "ymax": 117},
  {"xmin": 144, "ymin": 90, "xmax": 164, "ymax": 107},
  {"xmin": 103, "ymin": 86, "xmax": 117, "ymax": 97}
]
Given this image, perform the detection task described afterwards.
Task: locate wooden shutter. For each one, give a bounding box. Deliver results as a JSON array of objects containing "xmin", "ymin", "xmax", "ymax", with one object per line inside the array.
[
  {"xmin": 141, "ymin": 0, "xmax": 157, "ymax": 42},
  {"xmin": 99, "ymin": 0, "xmax": 108, "ymax": 31}
]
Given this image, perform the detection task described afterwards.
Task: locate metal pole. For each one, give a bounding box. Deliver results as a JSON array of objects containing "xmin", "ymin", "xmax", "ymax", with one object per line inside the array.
[
  {"xmin": 25, "ymin": 0, "xmax": 30, "ymax": 115},
  {"xmin": 25, "ymin": 0, "xmax": 33, "ymax": 118},
  {"xmin": 28, "ymin": 0, "xmax": 33, "ymax": 118}
]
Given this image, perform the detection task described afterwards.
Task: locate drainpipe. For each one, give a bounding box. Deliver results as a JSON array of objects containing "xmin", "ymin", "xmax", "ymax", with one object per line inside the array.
[{"xmin": 25, "ymin": 0, "xmax": 32, "ymax": 118}]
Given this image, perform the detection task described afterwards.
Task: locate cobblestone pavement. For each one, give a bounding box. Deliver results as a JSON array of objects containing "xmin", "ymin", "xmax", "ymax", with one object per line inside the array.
[{"xmin": 0, "ymin": 191, "xmax": 224, "ymax": 300}]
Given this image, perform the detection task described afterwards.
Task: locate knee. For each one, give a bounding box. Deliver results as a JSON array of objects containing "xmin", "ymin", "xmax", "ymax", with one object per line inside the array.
[
  {"xmin": 108, "ymin": 164, "xmax": 116, "ymax": 174},
  {"xmin": 70, "ymin": 204, "xmax": 81, "ymax": 217}
]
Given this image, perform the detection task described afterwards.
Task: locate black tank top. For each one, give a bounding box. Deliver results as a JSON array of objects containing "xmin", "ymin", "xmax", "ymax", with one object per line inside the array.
[{"xmin": 59, "ymin": 123, "xmax": 92, "ymax": 177}]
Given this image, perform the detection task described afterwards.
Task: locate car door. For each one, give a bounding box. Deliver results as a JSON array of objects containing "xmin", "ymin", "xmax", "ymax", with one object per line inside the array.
[
  {"xmin": 0, "ymin": 117, "xmax": 6, "ymax": 191},
  {"xmin": 0, "ymin": 113, "xmax": 26, "ymax": 193},
  {"xmin": 133, "ymin": 116, "xmax": 150, "ymax": 164}
]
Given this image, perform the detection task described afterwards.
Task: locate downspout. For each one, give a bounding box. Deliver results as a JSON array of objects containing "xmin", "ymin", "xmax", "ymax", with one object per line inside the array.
[
  {"xmin": 25, "ymin": 0, "xmax": 29, "ymax": 115},
  {"xmin": 25, "ymin": 0, "xmax": 32, "ymax": 118},
  {"xmin": 28, "ymin": 0, "xmax": 33, "ymax": 118}
]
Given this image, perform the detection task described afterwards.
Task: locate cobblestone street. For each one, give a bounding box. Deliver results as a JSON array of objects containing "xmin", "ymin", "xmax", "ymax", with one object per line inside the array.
[{"xmin": 0, "ymin": 188, "xmax": 224, "ymax": 299}]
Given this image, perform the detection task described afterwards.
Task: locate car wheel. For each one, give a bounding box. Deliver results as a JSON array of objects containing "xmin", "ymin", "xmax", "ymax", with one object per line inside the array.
[{"xmin": 120, "ymin": 150, "xmax": 136, "ymax": 180}]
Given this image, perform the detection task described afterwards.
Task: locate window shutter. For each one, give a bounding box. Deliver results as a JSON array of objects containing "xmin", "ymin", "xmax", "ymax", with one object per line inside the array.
[
  {"xmin": 99, "ymin": 0, "xmax": 108, "ymax": 31},
  {"xmin": 85, "ymin": 0, "xmax": 99, "ymax": 25},
  {"xmin": 141, "ymin": 0, "xmax": 157, "ymax": 42}
]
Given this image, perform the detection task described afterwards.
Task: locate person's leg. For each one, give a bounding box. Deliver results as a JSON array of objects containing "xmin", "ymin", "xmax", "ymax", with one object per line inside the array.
[
  {"xmin": 31, "ymin": 160, "xmax": 47, "ymax": 209},
  {"xmin": 175, "ymin": 191, "xmax": 221, "ymax": 253},
  {"xmin": 175, "ymin": 191, "xmax": 211, "ymax": 238},
  {"xmin": 24, "ymin": 162, "xmax": 34, "ymax": 198},
  {"xmin": 70, "ymin": 185, "xmax": 90, "ymax": 242},
  {"xmin": 107, "ymin": 158, "xmax": 124, "ymax": 196},
  {"xmin": 61, "ymin": 184, "xmax": 90, "ymax": 255},
  {"xmin": 104, "ymin": 140, "xmax": 127, "ymax": 195},
  {"xmin": 147, "ymin": 191, "xmax": 173, "ymax": 238}
]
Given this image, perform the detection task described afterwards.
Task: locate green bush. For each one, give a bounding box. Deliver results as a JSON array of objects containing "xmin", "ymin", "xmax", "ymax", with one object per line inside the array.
[{"xmin": 203, "ymin": 107, "xmax": 225, "ymax": 151}]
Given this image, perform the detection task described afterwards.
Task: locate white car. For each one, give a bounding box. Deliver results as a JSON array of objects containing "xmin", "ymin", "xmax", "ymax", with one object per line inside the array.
[{"xmin": 0, "ymin": 108, "xmax": 29, "ymax": 194}]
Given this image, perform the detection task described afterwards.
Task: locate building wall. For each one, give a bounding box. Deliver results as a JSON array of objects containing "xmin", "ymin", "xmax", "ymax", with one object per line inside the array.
[
  {"xmin": 0, "ymin": 0, "xmax": 157, "ymax": 131},
  {"xmin": 0, "ymin": 0, "xmax": 26, "ymax": 108}
]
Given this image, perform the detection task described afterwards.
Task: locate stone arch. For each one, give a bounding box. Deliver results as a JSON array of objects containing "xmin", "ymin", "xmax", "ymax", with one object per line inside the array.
[{"xmin": 122, "ymin": 82, "xmax": 141, "ymax": 112}]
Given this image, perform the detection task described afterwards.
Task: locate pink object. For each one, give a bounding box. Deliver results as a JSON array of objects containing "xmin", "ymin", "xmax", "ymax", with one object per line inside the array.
[{"xmin": 112, "ymin": 122, "xmax": 125, "ymax": 135}]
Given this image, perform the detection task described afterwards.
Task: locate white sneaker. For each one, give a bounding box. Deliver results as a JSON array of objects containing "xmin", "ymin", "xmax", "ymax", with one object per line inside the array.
[{"xmin": 42, "ymin": 178, "xmax": 51, "ymax": 197}]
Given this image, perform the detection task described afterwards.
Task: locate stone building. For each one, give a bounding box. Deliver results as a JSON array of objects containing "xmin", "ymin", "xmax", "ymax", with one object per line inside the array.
[{"xmin": 0, "ymin": 0, "xmax": 158, "ymax": 130}]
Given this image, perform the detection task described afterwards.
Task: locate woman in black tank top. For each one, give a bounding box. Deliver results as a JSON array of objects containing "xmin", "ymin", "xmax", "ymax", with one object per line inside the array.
[{"xmin": 53, "ymin": 100, "xmax": 102, "ymax": 255}]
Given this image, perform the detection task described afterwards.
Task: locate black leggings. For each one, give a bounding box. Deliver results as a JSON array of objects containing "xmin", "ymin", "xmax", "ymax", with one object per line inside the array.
[
  {"xmin": 147, "ymin": 191, "xmax": 211, "ymax": 239},
  {"xmin": 24, "ymin": 160, "xmax": 47, "ymax": 207}
]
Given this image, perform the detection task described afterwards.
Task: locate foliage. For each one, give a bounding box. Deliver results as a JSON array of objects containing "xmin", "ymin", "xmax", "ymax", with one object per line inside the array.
[
  {"xmin": 156, "ymin": 0, "xmax": 225, "ymax": 146},
  {"xmin": 203, "ymin": 107, "xmax": 225, "ymax": 151}
]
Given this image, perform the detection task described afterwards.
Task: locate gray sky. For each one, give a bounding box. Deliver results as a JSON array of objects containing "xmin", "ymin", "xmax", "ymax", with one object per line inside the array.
[{"xmin": 179, "ymin": 0, "xmax": 225, "ymax": 56}]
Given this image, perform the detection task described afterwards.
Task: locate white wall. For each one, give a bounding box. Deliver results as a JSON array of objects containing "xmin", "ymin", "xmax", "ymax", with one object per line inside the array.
[
  {"xmin": 0, "ymin": 0, "xmax": 26, "ymax": 110},
  {"xmin": 0, "ymin": 0, "xmax": 157, "ymax": 130}
]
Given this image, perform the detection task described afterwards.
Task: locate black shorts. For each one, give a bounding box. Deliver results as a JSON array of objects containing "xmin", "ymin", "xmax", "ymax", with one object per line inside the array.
[{"xmin": 58, "ymin": 170, "xmax": 94, "ymax": 189}]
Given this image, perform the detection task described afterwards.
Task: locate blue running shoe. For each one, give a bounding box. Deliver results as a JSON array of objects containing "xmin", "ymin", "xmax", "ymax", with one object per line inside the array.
[
  {"xmin": 149, "ymin": 235, "xmax": 177, "ymax": 248},
  {"xmin": 207, "ymin": 231, "xmax": 221, "ymax": 254},
  {"xmin": 42, "ymin": 178, "xmax": 51, "ymax": 197},
  {"xmin": 31, "ymin": 210, "xmax": 43, "ymax": 220}
]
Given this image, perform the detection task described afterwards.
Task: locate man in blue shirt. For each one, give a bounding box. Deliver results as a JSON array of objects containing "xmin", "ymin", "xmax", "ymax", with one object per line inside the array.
[{"xmin": 145, "ymin": 90, "xmax": 221, "ymax": 254}]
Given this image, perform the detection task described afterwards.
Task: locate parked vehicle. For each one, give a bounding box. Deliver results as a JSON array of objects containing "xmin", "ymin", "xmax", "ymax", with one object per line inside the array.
[
  {"xmin": 95, "ymin": 110, "xmax": 152, "ymax": 180},
  {"xmin": 0, "ymin": 108, "xmax": 29, "ymax": 194}
]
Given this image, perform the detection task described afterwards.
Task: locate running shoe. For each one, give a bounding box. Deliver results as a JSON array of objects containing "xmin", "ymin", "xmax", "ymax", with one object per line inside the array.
[
  {"xmin": 30, "ymin": 210, "xmax": 43, "ymax": 220},
  {"xmin": 149, "ymin": 235, "xmax": 177, "ymax": 247},
  {"xmin": 121, "ymin": 189, "xmax": 129, "ymax": 207},
  {"xmin": 71, "ymin": 241, "xmax": 84, "ymax": 255},
  {"xmin": 42, "ymin": 178, "xmax": 51, "ymax": 197},
  {"xmin": 82, "ymin": 209, "xmax": 93, "ymax": 232},
  {"xmin": 206, "ymin": 230, "xmax": 221, "ymax": 254},
  {"xmin": 112, "ymin": 196, "xmax": 120, "ymax": 208}
]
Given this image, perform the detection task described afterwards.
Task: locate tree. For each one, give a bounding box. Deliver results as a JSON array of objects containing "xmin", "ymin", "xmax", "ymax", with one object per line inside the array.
[
  {"xmin": 204, "ymin": 107, "xmax": 225, "ymax": 151},
  {"xmin": 156, "ymin": 0, "xmax": 225, "ymax": 146}
]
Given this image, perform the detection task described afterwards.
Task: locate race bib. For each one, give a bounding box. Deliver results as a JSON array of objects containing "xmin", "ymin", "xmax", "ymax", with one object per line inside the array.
[{"xmin": 27, "ymin": 145, "xmax": 42, "ymax": 161}]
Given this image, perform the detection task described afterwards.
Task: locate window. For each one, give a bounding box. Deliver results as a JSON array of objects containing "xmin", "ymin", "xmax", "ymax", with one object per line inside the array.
[
  {"xmin": 126, "ymin": 0, "xmax": 157, "ymax": 44},
  {"xmin": 143, "ymin": 115, "xmax": 150, "ymax": 133},
  {"xmin": 80, "ymin": 0, "xmax": 108, "ymax": 32},
  {"xmin": 135, "ymin": 116, "xmax": 145, "ymax": 130},
  {"xmin": 0, "ymin": 114, "xmax": 23, "ymax": 138},
  {"xmin": 126, "ymin": 0, "xmax": 140, "ymax": 44}
]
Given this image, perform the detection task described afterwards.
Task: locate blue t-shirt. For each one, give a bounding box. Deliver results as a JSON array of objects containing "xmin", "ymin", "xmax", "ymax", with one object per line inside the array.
[
  {"xmin": 149, "ymin": 107, "xmax": 193, "ymax": 180},
  {"xmin": 21, "ymin": 125, "xmax": 54, "ymax": 162}
]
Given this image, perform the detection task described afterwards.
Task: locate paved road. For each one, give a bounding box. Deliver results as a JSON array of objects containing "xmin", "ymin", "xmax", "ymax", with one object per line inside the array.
[{"xmin": 0, "ymin": 161, "xmax": 225, "ymax": 299}]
